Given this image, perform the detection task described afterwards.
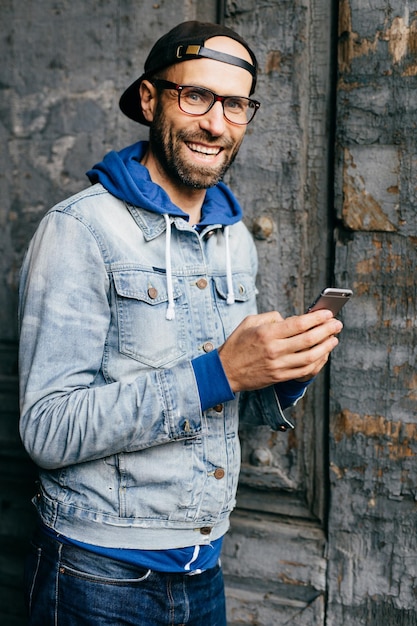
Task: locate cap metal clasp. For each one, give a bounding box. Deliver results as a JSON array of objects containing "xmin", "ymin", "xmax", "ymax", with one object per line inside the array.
[{"xmin": 176, "ymin": 44, "xmax": 201, "ymax": 59}]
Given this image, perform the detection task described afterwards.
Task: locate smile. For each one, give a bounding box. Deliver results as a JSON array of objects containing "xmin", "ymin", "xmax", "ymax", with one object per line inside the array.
[{"xmin": 186, "ymin": 142, "xmax": 222, "ymax": 157}]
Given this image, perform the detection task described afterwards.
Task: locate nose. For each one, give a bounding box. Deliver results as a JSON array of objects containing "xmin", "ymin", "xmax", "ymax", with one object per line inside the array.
[{"xmin": 199, "ymin": 100, "xmax": 227, "ymax": 136}]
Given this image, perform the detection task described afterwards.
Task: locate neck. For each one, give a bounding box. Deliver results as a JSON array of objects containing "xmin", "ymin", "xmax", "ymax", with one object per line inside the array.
[{"xmin": 141, "ymin": 148, "xmax": 205, "ymax": 226}]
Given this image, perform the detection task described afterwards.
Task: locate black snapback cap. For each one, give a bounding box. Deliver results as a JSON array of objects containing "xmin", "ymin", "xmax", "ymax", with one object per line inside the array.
[{"xmin": 119, "ymin": 20, "xmax": 258, "ymax": 125}]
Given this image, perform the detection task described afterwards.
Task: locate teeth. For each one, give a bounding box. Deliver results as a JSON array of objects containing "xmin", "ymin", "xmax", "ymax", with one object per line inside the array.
[{"xmin": 188, "ymin": 142, "xmax": 220, "ymax": 156}]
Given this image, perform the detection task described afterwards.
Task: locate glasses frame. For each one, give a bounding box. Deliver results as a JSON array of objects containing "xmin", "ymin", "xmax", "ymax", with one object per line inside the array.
[{"xmin": 151, "ymin": 79, "xmax": 260, "ymax": 125}]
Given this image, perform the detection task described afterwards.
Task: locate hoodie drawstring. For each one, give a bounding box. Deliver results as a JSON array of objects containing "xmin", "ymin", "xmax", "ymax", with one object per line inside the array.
[
  {"xmin": 164, "ymin": 214, "xmax": 175, "ymax": 320},
  {"xmin": 224, "ymin": 226, "xmax": 235, "ymax": 305}
]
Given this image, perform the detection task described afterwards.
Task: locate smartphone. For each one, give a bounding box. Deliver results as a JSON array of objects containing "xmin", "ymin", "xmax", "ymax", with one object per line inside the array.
[{"xmin": 306, "ymin": 287, "xmax": 353, "ymax": 316}]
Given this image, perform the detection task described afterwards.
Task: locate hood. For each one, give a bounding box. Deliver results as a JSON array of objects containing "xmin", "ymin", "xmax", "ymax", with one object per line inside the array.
[{"xmin": 86, "ymin": 141, "xmax": 243, "ymax": 227}]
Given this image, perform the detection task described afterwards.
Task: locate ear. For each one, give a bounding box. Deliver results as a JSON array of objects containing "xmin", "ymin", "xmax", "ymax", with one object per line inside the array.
[{"xmin": 139, "ymin": 80, "xmax": 158, "ymax": 124}]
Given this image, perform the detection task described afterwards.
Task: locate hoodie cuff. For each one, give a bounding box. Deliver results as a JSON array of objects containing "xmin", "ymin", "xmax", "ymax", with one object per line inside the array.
[
  {"xmin": 274, "ymin": 378, "xmax": 315, "ymax": 411},
  {"xmin": 192, "ymin": 350, "xmax": 235, "ymax": 412}
]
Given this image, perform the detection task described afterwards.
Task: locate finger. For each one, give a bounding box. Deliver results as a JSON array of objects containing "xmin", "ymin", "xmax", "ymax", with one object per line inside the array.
[
  {"xmin": 277, "ymin": 334, "xmax": 339, "ymax": 375},
  {"xmin": 294, "ymin": 353, "xmax": 331, "ymax": 382},
  {"xmin": 290, "ymin": 309, "xmax": 336, "ymax": 332},
  {"xmin": 267, "ymin": 318, "xmax": 343, "ymax": 355},
  {"xmin": 266, "ymin": 310, "xmax": 335, "ymax": 341}
]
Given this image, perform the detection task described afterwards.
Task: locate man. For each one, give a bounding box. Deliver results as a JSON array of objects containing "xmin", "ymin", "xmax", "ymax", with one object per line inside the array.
[{"xmin": 19, "ymin": 21, "xmax": 342, "ymax": 626}]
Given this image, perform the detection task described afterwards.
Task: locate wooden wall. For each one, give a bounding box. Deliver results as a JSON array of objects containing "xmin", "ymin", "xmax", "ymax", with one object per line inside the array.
[{"xmin": 327, "ymin": 1, "xmax": 417, "ymax": 623}]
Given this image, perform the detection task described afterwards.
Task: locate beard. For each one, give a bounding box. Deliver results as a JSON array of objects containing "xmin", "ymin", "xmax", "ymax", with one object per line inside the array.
[{"xmin": 148, "ymin": 101, "xmax": 243, "ymax": 189}]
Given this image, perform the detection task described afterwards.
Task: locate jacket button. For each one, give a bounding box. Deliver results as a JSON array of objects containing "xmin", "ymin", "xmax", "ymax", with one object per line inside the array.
[
  {"xmin": 147, "ymin": 287, "xmax": 158, "ymax": 299},
  {"xmin": 196, "ymin": 278, "xmax": 208, "ymax": 289},
  {"xmin": 213, "ymin": 404, "xmax": 223, "ymax": 413},
  {"xmin": 278, "ymin": 425, "xmax": 287, "ymax": 432},
  {"xmin": 203, "ymin": 342, "xmax": 214, "ymax": 353},
  {"xmin": 214, "ymin": 468, "xmax": 225, "ymax": 480},
  {"xmin": 199, "ymin": 526, "xmax": 212, "ymax": 535}
]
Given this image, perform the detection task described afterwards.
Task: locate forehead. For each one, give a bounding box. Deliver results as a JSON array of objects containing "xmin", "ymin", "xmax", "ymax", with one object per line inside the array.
[{"xmin": 165, "ymin": 36, "xmax": 254, "ymax": 96}]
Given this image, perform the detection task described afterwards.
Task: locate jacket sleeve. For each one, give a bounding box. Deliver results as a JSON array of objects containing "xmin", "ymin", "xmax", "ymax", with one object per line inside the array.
[
  {"xmin": 18, "ymin": 209, "xmax": 203, "ymax": 470},
  {"xmin": 239, "ymin": 386, "xmax": 297, "ymax": 432}
]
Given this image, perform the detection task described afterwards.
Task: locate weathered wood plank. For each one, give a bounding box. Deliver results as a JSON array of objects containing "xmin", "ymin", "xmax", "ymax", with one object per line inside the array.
[
  {"xmin": 223, "ymin": 511, "xmax": 326, "ymax": 626},
  {"xmin": 225, "ymin": 0, "xmax": 335, "ymax": 530},
  {"xmin": 329, "ymin": 0, "xmax": 417, "ymax": 621},
  {"xmin": 327, "ymin": 232, "xmax": 417, "ymax": 620}
]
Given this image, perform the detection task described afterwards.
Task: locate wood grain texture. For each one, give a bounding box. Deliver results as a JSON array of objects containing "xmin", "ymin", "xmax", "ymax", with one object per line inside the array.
[{"xmin": 329, "ymin": 0, "xmax": 417, "ymax": 622}]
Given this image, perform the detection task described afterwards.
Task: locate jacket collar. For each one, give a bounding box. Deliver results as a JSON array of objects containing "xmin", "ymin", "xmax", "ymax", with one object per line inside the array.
[{"xmin": 127, "ymin": 204, "xmax": 222, "ymax": 241}]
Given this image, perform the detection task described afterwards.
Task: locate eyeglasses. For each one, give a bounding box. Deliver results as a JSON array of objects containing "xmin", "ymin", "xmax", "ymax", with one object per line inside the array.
[{"xmin": 152, "ymin": 79, "xmax": 260, "ymax": 125}]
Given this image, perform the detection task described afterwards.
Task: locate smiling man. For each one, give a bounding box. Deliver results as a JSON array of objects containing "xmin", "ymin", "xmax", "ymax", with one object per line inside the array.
[
  {"xmin": 140, "ymin": 37, "xmax": 253, "ymax": 206},
  {"xmin": 19, "ymin": 21, "xmax": 342, "ymax": 626}
]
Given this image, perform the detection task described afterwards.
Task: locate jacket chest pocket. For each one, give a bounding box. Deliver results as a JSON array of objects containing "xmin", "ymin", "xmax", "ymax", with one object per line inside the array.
[
  {"xmin": 112, "ymin": 270, "xmax": 187, "ymax": 367},
  {"xmin": 213, "ymin": 272, "xmax": 258, "ymax": 335}
]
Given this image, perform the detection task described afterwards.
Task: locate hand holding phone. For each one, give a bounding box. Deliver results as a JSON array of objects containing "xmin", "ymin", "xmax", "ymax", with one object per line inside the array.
[{"xmin": 306, "ymin": 287, "xmax": 353, "ymax": 316}]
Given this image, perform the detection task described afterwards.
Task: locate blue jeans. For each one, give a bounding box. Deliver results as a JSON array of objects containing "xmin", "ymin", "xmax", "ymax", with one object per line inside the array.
[{"xmin": 24, "ymin": 528, "xmax": 227, "ymax": 625}]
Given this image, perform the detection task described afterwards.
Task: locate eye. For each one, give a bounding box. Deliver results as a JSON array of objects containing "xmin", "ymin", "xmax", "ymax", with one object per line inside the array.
[
  {"xmin": 224, "ymin": 97, "xmax": 247, "ymax": 114},
  {"xmin": 182, "ymin": 88, "xmax": 212, "ymax": 107}
]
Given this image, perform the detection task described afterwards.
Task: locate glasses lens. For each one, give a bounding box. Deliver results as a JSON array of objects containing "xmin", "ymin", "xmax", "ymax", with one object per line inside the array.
[
  {"xmin": 223, "ymin": 97, "xmax": 258, "ymax": 124},
  {"xmin": 179, "ymin": 87, "xmax": 214, "ymax": 115},
  {"xmin": 178, "ymin": 86, "xmax": 259, "ymax": 125}
]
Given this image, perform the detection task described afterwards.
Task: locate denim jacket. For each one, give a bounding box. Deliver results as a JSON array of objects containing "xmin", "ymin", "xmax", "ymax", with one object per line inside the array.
[{"xmin": 19, "ymin": 183, "xmax": 296, "ymax": 550}]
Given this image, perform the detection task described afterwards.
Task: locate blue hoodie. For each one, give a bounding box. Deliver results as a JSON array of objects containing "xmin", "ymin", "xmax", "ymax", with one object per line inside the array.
[{"xmin": 87, "ymin": 140, "xmax": 243, "ymax": 227}]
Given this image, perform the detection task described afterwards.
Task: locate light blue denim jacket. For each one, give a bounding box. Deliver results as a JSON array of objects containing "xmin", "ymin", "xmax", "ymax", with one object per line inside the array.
[{"xmin": 19, "ymin": 182, "xmax": 297, "ymax": 550}]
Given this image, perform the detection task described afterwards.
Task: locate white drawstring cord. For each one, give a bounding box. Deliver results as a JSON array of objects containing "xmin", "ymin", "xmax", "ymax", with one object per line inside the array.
[
  {"xmin": 224, "ymin": 226, "xmax": 235, "ymax": 304},
  {"xmin": 184, "ymin": 545, "xmax": 200, "ymax": 571},
  {"xmin": 164, "ymin": 214, "xmax": 175, "ymax": 320},
  {"xmin": 165, "ymin": 219, "xmax": 234, "ymax": 317}
]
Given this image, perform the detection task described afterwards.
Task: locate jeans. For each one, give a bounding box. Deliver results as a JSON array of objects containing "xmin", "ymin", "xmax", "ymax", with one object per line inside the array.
[{"xmin": 24, "ymin": 528, "xmax": 227, "ymax": 625}]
